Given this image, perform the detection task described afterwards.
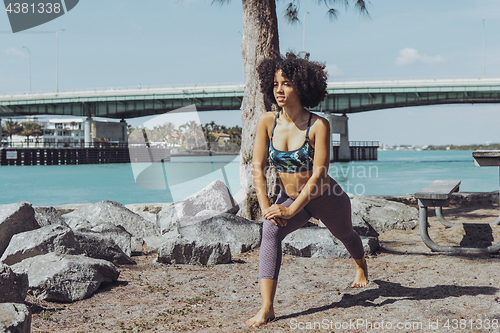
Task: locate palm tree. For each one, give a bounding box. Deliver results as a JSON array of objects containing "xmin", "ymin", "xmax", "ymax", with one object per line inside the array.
[
  {"xmin": 212, "ymin": 0, "xmax": 369, "ymax": 218},
  {"xmin": 3, "ymin": 119, "xmax": 23, "ymax": 145},
  {"xmin": 20, "ymin": 121, "xmax": 43, "ymax": 147}
]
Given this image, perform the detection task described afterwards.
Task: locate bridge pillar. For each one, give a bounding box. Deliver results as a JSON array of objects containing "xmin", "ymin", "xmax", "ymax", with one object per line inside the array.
[
  {"xmin": 0, "ymin": 118, "xmax": 2, "ymax": 145},
  {"xmin": 120, "ymin": 119, "xmax": 128, "ymax": 144},
  {"xmin": 84, "ymin": 117, "xmax": 92, "ymax": 147},
  {"xmin": 324, "ymin": 113, "xmax": 351, "ymax": 162}
]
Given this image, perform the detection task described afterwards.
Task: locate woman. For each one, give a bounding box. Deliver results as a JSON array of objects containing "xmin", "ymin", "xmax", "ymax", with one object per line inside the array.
[{"xmin": 245, "ymin": 52, "xmax": 368, "ymax": 327}]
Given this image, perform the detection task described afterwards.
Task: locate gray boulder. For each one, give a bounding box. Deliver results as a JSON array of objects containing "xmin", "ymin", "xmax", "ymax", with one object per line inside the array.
[
  {"xmin": 133, "ymin": 211, "xmax": 158, "ymax": 225},
  {"xmin": 179, "ymin": 213, "xmax": 262, "ymax": 254},
  {"xmin": 351, "ymin": 196, "xmax": 418, "ymax": 233},
  {"xmin": 155, "ymin": 213, "xmax": 261, "ymax": 265},
  {"xmin": 1, "ymin": 225, "xmax": 81, "ymax": 266},
  {"xmin": 282, "ymin": 226, "xmax": 379, "ymax": 258},
  {"xmin": 33, "ymin": 206, "xmax": 68, "ymax": 227},
  {"xmin": 157, "ymin": 235, "xmax": 231, "ymax": 266},
  {"xmin": 159, "ymin": 180, "xmax": 239, "ymax": 229},
  {"xmin": 1, "ymin": 225, "xmax": 133, "ymax": 266},
  {"xmin": 11, "ymin": 253, "xmax": 120, "ymax": 302},
  {"xmin": 62, "ymin": 200, "xmax": 160, "ymax": 239},
  {"xmin": 0, "ymin": 264, "xmax": 28, "ymax": 303},
  {"xmin": 69, "ymin": 221, "xmax": 133, "ymax": 257},
  {"xmin": 0, "ymin": 303, "xmax": 31, "ymax": 333},
  {"xmin": 73, "ymin": 231, "xmax": 135, "ymax": 265},
  {"xmin": 0, "ymin": 202, "xmax": 39, "ymax": 258},
  {"xmin": 157, "ymin": 204, "xmax": 180, "ymax": 235}
]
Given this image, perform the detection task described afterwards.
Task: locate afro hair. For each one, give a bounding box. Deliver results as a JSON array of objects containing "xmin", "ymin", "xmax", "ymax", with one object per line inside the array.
[{"xmin": 257, "ymin": 52, "xmax": 328, "ymax": 109}]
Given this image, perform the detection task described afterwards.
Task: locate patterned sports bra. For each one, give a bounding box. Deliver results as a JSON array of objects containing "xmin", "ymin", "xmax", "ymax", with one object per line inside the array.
[{"xmin": 269, "ymin": 112, "xmax": 315, "ymax": 173}]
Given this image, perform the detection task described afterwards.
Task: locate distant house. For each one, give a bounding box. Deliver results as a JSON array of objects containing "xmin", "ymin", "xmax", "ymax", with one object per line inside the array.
[
  {"xmin": 4, "ymin": 117, "xmax": 127, "ymax": 147},
  {"xmin": 211, "ymin": 132, "xmax": 230, "ymax": 142}
]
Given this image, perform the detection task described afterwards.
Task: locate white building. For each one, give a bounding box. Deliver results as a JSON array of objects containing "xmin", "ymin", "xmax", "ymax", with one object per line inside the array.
[
  {"xmin": 2, "ymin": 117, "xmax": 127, "ymax": 147},
  {"xmin": 42, "ymin": 118, "xmax": 85, "ymax": 147}
]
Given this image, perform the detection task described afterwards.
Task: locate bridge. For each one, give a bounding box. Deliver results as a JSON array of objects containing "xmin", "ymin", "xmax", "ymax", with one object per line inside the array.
[{"xmin": 2, "ymin": 78, "xmax": 500, "ymax": 160}]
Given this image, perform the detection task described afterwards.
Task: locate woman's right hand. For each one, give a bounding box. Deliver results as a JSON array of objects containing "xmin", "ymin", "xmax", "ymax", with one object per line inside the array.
[{"xmin": 262, "ymin": 207, "xmax": 287, "ymax": 227}]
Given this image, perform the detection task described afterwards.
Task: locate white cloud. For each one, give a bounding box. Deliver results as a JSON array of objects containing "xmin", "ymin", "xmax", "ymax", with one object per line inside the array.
[
  {"xmin": 325, "ymin": 64, "xmax": 344, "ymax": 77},
  {"xmin": 396, "ymin": 48, "xmax": 446, "ymax": 66},
  {"xmin": 6, "ymin": 47, "xmax": 28, "ymax": 59}
]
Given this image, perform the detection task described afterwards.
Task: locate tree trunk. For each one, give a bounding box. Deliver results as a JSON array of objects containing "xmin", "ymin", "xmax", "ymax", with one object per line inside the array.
[{"xmin": 238, "ymin": 0, "xmax": 280, "ymax": 219}]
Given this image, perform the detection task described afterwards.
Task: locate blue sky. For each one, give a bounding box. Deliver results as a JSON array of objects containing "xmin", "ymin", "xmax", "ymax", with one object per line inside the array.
[{"xmin": 1, "ymin": 0, "xmax": 500, "ymax": 146}]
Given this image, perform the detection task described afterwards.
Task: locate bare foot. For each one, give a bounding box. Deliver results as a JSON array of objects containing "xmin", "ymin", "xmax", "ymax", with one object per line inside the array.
[
  {"xmin": 351, "ymin": 257, "xmax": 368, "ymax": 288},
  {"xmin": 245, "ymin": 307, "xmax": 275, "ymax": 327}
]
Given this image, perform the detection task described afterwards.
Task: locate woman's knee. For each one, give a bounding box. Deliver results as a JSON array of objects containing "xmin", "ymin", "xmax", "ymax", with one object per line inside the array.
[
  {"xmin": 262, "ymin": 219, "xmax": 280, "ymax": 239},
  {"xmin": 335, "ymin": 228, "xmax": 360, "ymax": 244}
]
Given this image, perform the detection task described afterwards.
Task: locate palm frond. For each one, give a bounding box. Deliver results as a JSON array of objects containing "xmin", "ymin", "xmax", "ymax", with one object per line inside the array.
[
  {"xmin": 284, "ymin": 2, "xmax": 300, "ymax": 25},
  {"xmin": 325, "ymin": 8, "xmax": 339, "ymax": 21},
  {"xmin": 354, "ymin": 0, "xmax": 370, "ymax": 17}
]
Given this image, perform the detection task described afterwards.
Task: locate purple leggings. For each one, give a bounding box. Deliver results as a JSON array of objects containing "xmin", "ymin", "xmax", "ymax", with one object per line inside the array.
[{"xmin": 259, "ymin": 177, "xmax": 364, "ymax": 280}]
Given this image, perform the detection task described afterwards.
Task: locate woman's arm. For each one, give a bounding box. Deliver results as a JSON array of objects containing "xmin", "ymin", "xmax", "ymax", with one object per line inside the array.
[
  {"xmin": 253, "ymin": 112, "xmax": 287, "ymax": 226},
  {"xmin": 263, "ymin": 116, "xmax": 331, "ymax": 220},
  {"xmin": 252, "ymin": 113, "xmax": 272, "ymax": 210}
]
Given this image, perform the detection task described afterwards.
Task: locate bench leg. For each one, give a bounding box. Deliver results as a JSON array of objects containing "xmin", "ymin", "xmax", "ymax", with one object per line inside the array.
[
  {"xmin": 418, "ymin": 202, "xmax": 500, "ymax": 254},
  {"xmin": 435, "ymin": 207, "xmax": 461, "ymax": 228}
]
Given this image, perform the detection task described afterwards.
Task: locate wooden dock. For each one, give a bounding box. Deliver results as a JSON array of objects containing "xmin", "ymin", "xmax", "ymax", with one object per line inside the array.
[
  {"xmin": 331, "ymin": 141, "xmax": 379, "ymax": 162},
  {"xmin": 0, "ymin": 147, "xmax": 170, "ymax": 166}
]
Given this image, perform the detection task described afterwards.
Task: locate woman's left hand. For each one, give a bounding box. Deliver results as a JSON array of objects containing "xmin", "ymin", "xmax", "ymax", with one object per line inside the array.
[{"xmin": 262, "ymin": 204, "xmax": 295, "ymax": 220}]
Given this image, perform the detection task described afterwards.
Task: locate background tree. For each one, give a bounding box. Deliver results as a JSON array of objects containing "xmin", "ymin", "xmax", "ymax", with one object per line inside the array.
[
  {"xmin": 20, "ymin": 121, "xmax": 43, "ymax": 147},
  {"xmin": 213, "ymin": 0, "xmax": 369, "ymax": 219},
  {"xmin": 3, "ymin": 119, "xmax": 23, "ymax": 144}
]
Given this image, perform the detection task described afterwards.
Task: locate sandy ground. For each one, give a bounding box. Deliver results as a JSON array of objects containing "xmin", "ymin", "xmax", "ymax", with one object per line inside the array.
[{"xmin": 27, "ymin": 201, "xmax": 500, "ymax": 333}]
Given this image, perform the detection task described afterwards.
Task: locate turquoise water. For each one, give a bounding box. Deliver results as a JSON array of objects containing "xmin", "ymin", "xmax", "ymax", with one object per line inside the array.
[{"xmin": 0, "ymin": 150, "xmax": 498, "ymax": 206}]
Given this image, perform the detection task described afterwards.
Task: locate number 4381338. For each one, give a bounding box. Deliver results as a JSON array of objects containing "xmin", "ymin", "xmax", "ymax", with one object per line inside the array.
[{"xmin": 6, "ymin": 2, "xmax": 61, "ymax": 14}]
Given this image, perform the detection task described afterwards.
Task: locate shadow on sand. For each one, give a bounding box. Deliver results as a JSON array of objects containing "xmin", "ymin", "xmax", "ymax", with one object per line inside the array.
[{"xmin": 277, "ymin": 279, "xmax": 498, "ymax": 321}]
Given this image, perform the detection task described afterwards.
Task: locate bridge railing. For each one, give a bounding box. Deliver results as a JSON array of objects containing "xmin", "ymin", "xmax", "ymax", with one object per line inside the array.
[{"xmin": 0, "ymin": 82, "xmax": 246, "ymax": 97}]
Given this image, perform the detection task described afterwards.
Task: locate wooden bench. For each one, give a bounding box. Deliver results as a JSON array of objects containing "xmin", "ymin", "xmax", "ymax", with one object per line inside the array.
[{"xmin": 415, "ymin": 180, "xmax": 500, "ymax": 254}]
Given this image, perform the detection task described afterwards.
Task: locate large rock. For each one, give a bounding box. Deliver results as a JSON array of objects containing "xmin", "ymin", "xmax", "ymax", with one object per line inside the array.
[
  {"xmin": 11, "ymin": 253, "xmax": 120, "ymax": 302},
  {"xmin": 156, "ymin": 204, "xmax": 180, "ymax": 235},
  {"xmin": 157, "ymin": 235, "xmax": 231, "ymax": 266},
  {"xmin": 73, "ymin": 231, "xmax": 135, "ymax": 265},
  {"xmin": 0, "ymin": 264, "xmax": 28, "ymax": 303},
  {"xmin": 0, "ymin": 202, "xmax": 39, "ymax": 258},
  {"xmin": 1, "ymin": 225, "xmax": 134, "ymax": 266},
  {"xmin": 351, "ymin": 196, "xmax": 418, "ymax": 233},
  {"xmin": 1, "ymin": 225, "xmax": 81, "ymax": 266},
  {"xmin": 282, "ymin": 226, "xmax": 379, "ymax": 258},
  {"xmin": 155, "ymin": 213, "xmax": 261, "ymax": 265},
  {"xmin": 62, "ymin": 201, "xmax": 160, "ymax": 239},
  {"xmin": 0, "ymin": 303, "xmax": 31, "ymax": 333},
  {"xmin": 178, "ymin": 213, "xmax": 262, "ymax": 254},
  {"xmin": 68, "ymin": 220, "xmax": 134, "ymax": 257},
  {"xmin": 33, "ymin": 206, "xmax": 68, "ymax": 227},
  {"xmin": 159, "ymin": 180, "xmax": 239, "ymax": 230}
]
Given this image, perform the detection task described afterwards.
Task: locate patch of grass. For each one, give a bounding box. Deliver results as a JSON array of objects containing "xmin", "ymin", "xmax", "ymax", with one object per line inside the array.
[
  {"xmin": 196, "ymin": 262, "xmax": 214, "ymax": 268},
  {"xmin": 184, "ymin": 296, "xmax": 204, "ymax": 305},
  {"xmin": 121, "ymin": 321, "xmax": 154, "ymax": 332},
  {"xmin": 191, "ymin": 318, "xmax": 209, "ymax": 327},
  {"xmin": 41, "ymin": 311, "xmax": 52, "ymax": 321},
  {"xmin": 203, "ymin": 290, "xmax": 217, "ymax": 297},
  {"xmin": 162, "ymin": 308, "xmax": 191, "ymax": 316},
  {"xmin": 145, "ymin": 282, "xmax": 167, "ymax": 293}
]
